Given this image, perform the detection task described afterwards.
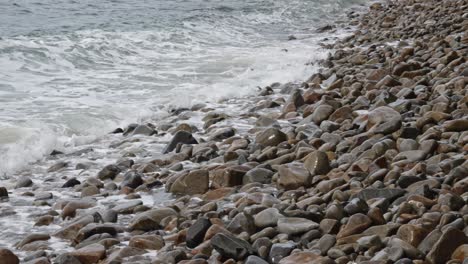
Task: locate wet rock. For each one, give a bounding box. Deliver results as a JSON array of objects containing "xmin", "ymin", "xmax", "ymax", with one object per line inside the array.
[
  {"xmin": 170, "ymin": 169, "xmax": 209, "ymax": 195},
  {"xmin": 130, "ymin": 124, "xmax": 156, "ymax": 136},
  {"xmin": 209, "ymin": 127, "xmax": 235, "ymax": 141},
  {"xmin": 277, "ymin": 217, "xmax": 319, "ymax": 235},
  {"xmin": 186, "ymin": 218, "xmax": 212, "ymax": 248},
  {"xmin": 55, "ymin": 254, "xmax": 81, "ymax": 264},
  {"xmin": 69, "ymin": 243, "xmax": 106, "ymax": 264},
  {"xmin": 255, "ymin": 128, "xmax": 287, "ymax": 147},
  {"xmin": 129, "ymin": 208, "xmax": 178, "ymax": 231},
  {"xmin": 0, "ymin": 248, "xmax": 19, "ymax": 264},
  {"xmin": 112, "ymin": 200, "xmax": 142, "ymax": 214},
  {"xmin": 269, "ymin": 242, "xmax": 295, "ymax": 264},
  {"xmin": 211, "ymin": 233, "xmax": 254, "ymax": 261},
  {"xmin": 34, "ymin": 215, "xmax": 54, "ymax": 226},
  {"xmin": 97, "ymin": 165, "xmax": 121, "ymax": 181},
  {"xmin": 62, "ymin": 178, "xmax": 81, "ymax": 188},
  {"xmin": 47, "ymin": 161, "xmax": 68, "ymax": 172},
  {"xmin": 16, "ymin": 233, "xmax": 50, "ymax": 249},
  {"xmin": 278, "ymin": 162, "xmax": 312, "ymax": 190},
  {"xmin": 163, "ymin": 130, "xmax": 198, "ymax": 154},
  {"xmin": 0, "ymin": 187, "xmax": 8, "ymax": 200},
  {"xmin": 129, "ymin": 235, "xmax": 164, "ymax": 250},
  {"xmin": 16, "ymin": 177, "xmax": 33, "ymax": 188},
  {"xmin": 120, "ymin": 171, "xmax": 144, "ymax": 189},
  {"xmin": 304, "ymin": 151, "xmax": 330, "ymax": 176}
]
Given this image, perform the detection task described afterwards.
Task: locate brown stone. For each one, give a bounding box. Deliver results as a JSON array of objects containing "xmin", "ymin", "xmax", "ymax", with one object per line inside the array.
[
  {"xmin": 170, "ymin": 169, "xmax": 209, "ymax": 194},
  {"xmin": 451, "ymin": 244, "xmax": 468, "ymax": 261},
  {"xmin": 278, "ymin": 252, "xmax": 323, "ymax": 264},
  {"xmin": 337, "ymin": 213, "xmax": 372, "ymax": 239},
  {"xmin": 426, "ymin": 227, "xmax": 467, "ymax": 264},
  {"xmin": 211, "ymin": 165, "xmax": 249, "ymax": 188},
  {"xmin": 304, "ymin": 151, "xmax": 331, "ymax": 176},
  {"xmin": 0, "ymin": 248, "xmax": 19, "ymax": 264},
  {"xmin": 396, "ymin": 224, "xmax": 429, "ymax": 247},
  {"xmin": 69, "ymin": 243, "xmax": 106, "ymax": 264},
  {"xmin": 278, "ymin": 162, "xmax": 312, "ymax": 190},
  {"xmin": 129, "ymin": 235, "xmax": 164, "ymax": 250}
]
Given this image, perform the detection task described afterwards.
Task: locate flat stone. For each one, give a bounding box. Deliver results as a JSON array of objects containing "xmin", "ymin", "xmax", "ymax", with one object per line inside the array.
[
  {"xmin": 443, "ymin": 119, "xmax": 468, "ymax": 132},
  {"xmin": 246, "ymin": 255, "xmax": 269, "ymax": 264},
  {"xmin": 278, "ymin": 252, "xmax": 322, "ymax": 264},
  {"xmin": 254, "ymin": 208, "xmax": 283, "ymax": 228},
  {"xmin": 129, "ymin": 235, "xmax": 164, "ymax": 250},
  {"xmin": 277, "ymin": 217, "xmax": 319, "ymax": 235},
  {"xmin": 16, "ymin": 233, "xmax": 50, "ymax": 249}
]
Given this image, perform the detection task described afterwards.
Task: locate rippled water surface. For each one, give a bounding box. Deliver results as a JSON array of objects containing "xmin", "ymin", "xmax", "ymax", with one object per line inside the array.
[{"xmin": 0, "ymin": 0, "xmax": 366, "ymax": 175}]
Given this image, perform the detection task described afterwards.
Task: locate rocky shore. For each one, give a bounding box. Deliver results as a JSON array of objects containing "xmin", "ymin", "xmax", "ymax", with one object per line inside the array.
[{"xmin": 1, "ymin": 0, "xmax": 467, "ymax": 263}]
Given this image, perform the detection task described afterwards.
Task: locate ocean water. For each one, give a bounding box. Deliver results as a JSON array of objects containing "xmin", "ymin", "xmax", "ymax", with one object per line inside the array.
[{"xmin": 0, "ymin": 0, "xmax": 366, "ymax": 176}]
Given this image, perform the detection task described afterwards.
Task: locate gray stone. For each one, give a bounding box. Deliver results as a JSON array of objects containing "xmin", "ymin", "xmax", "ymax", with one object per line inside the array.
[
  {"xmin": 163, "ymin": 130, "xmax": 198, "ymax": 154},
  {"xmin": 211, "ymin": 233, "xmax": 254, "ymax": 261},
  {"xmin": 277, "ymin": 217, "xmax": 319, "ymax": 235}
]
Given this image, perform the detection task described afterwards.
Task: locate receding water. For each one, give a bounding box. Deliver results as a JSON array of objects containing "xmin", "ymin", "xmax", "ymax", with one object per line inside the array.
[{"xmin": 0, "ymin": 0, "xmax": 366, "ymax": 175}]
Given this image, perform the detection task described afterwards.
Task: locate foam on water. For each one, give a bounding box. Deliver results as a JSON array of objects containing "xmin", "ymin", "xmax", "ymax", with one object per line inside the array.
[{"xmin": 0, "ymin": 0, "xmax": 367, "ymax": 175}]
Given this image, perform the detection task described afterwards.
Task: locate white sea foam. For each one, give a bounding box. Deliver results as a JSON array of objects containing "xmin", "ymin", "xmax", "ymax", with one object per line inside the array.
[{"xmin": 0, "ymin": 0, "xmax": 367, "ymax": 175}]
